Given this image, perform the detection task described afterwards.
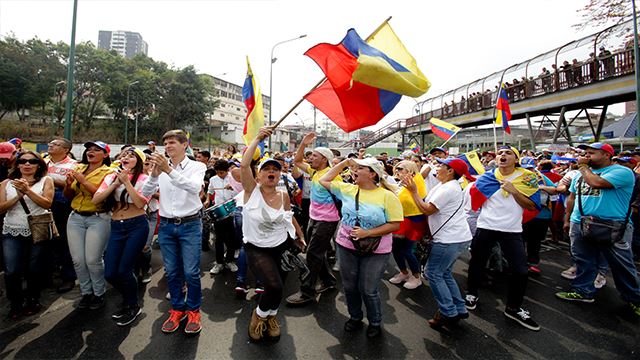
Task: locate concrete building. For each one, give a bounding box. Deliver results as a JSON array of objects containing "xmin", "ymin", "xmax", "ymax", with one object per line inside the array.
[{"xmin": 98, "ymin": 30, "xmax": 148, "ymax": 59}]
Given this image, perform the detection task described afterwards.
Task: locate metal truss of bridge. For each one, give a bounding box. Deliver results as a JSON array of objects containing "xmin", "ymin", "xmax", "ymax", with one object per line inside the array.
[{"xmin": 342, "ymin": 19, "xmax": 636, "ymax": 150}]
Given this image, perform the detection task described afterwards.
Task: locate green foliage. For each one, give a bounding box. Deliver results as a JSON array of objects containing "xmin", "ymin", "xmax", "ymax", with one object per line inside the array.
[
  {"xmin": 574, "ymin": 0, "xmax": 634, "ymax": 30},
  {"xmin": 0, "ymin": 35, "xmax": 217, "ymax": 142}
]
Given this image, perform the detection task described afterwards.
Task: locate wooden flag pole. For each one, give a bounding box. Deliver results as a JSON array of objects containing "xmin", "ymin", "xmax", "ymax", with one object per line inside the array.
[{"xmin": 270, "ymin": 16, "xmax": 393, "ymax": 130}]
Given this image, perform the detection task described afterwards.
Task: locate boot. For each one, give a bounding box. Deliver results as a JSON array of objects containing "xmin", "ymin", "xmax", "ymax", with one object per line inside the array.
[
  {"xmin": 266, "ymin": 315, "xmax": 281, "ymax": 340},
  {"xmin": 248, "ymin": 309, "xmax": 267, "ymax": 341},
  {"xmin": 428, "ymin": 310, "xmax": 456, "ymax": 329}
]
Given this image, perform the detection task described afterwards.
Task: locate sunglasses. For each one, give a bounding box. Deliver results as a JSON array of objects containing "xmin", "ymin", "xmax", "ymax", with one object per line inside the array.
[{"xmin": 17, "ymin": 158, "xmax": 40, "ymax": 165}]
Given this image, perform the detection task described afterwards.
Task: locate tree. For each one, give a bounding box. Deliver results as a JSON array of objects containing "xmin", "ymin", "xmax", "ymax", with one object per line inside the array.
[
  {"xmin": 156, "ymin": 65, "xmax": 211, "ymax": 131},
  {"xmin": 574, "ymin": 0, "xmax": 635, "ymax": 30}
]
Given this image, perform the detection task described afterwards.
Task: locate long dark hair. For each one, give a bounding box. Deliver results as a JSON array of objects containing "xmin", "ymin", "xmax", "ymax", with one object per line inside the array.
[
  {"xmin": 80, "ymin": 147, "xmax": 111, "ymax": 166},
  {"xmin": 9, "ymin": 151, "xmax": 48, "ymax": 184},
  {"xmin": 108, "ymin": 149, "xmax": 144, "ymax": 212}
]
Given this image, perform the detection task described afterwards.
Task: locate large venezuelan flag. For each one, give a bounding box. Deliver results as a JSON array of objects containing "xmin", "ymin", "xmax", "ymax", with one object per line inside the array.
[
  {"xmin": 242, "ymin": 57, "xmax": 264, "ymax": 146},
  {"xmin": 469, "ymin": 168, "xmax": 541, "ymax": 223},
  {"xmin": 304, "ymin": 24, "xmax": 429, "ymax": 132},
  {"xmin": 457, "ymin": 151, "xmax": 485, "ymax": 176},
  {"xmin": 429, "ymin": 117, "xmax": 460, "ymax": 141},
  {"xmin": 495, "ymin": 84, "xmax": 512, "ymax": 134}
]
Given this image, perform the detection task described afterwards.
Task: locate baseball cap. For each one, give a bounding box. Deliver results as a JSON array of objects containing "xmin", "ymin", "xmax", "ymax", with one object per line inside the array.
[
  {"xmin": 429, "ymin": 147, "xmax": 447, "ymax": 155},
  {"xmin": 436, "ymin": 158, "xmax": 475, "ymax": 181},
  {"xmin": 258, "ymin": 158, "xmax": 282, "ymax": 171},
  {"xmin": 614, "ymin": 156, "xmax": 638, "ymax": 165},
  {"xmin": 0, "ymin": 142, "xmax": 17, "ymax": 159},
  {"xmin": 84, "ymin": 141, "xmax": 110, "ymax": 154},
  {"xmin": 577, "ymin": 142, "xmax": 615, "ymax": 156},
  {"xmin": 520, "ymin": 156, "xmax": 536, "ymax": 169},
  {"xmin": 8, "ymin": 138, "xmax": 22, "ymax": 146},
  {"xmin": 124, "ymin": 147, "xmax": 146, "ymax": 162},
  {"xmin": 313, "ymin": 147, "xmax": 334, "ymax": 165},
  {"xmin": 148, "ymin": 141, "xmax": 156, "ymax": 145}
]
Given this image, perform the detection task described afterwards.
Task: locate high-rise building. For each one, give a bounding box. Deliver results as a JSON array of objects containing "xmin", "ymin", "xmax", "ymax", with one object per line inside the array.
[{"xmin": 98, "ymin": 30, "xmax": 148, "ymax": 59}]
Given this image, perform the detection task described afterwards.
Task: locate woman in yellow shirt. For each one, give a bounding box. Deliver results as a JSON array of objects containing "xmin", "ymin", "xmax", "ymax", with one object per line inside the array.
[{"xmin": 63, "ymin": 141, "xmax": 112, "ymax": 310}]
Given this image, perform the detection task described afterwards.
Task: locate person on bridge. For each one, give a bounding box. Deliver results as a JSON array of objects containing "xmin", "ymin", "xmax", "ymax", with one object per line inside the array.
[
  {"xmin": 555, "ymin": 143, "xmax": 640, "ymax": 317},
  {"xmin": 319, "ymin": 157, "xmax": 402, "ymax": 338},
  {"xmin": 287, "ymin": 132, "xmax": 341, "ymax": 306},
  {"xmin": 465, "ymin": 146, "xmax": 542, "ymax": 331}
]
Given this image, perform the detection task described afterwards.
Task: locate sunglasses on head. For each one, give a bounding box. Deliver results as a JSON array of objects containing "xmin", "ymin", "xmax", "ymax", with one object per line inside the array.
[{"xmin": 17, "ymin": 158, "xmax": 39, "ymax": 165}]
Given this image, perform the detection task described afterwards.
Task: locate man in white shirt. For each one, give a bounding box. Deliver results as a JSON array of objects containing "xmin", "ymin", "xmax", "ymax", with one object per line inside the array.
[
  {"xmin": 143, "ymin": 129, "xmax": 206, "ymax": 335},
  {"xmin": 465, "ymin": 146, "xmax": 542, "ymax": 331}
]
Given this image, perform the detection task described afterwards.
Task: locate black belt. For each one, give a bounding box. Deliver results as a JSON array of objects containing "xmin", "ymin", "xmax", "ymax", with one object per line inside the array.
[
  {"xmin": 161, "ymin": 213, "xmax": 201, "ymax": 225},
  {"xmin": 74, "ymin": 210, "xmax": 107, "ymax": 217}
]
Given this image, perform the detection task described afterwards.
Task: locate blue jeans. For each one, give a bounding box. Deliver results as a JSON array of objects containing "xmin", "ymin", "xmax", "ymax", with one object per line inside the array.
[
  {"xmin": 2, "ymin": 234, "xmax": 46, "ymax": 309},
  {"xmin": 337, "ymin": 245, "xmax": 389, "ymax": 326},
  {"xmin": 67, "ymin": 212, "xmax": 111, "ymax": 296},
  {"xmin": 234, "ymin": 207, "xmax": 248, "ymax": 284},
  {"xmin": 391, "ymin": 236, "xmax": 420, "ymax": 274},
  {"xmin": 104, "ymin": 215, "xmax": 149, "ymax": 306},
  {"xmin": 425, "ymin": 241, "xmax": 470, "ymax": 318},
  {"xmin": 570, "ymin": 222, "xmax": 640, "ymax": 303},
  {"xmin": 136, "ymin": 210, "xmax": 158, "ymax": 275},
  {"xmin": 158, "ymin": 217, "xmax": 202, "ymax": 311},
  {"xmin": 569, "ymin": 223, "xmax": 608, "ymax": 274}
]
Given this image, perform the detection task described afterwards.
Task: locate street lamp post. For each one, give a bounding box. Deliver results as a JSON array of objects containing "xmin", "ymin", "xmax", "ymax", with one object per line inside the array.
[
  {"xmin": 63, "ymin": 0, "xmax": 78, "ymax": 140},
  {"xmin": 268, "ymin": 34, "xmax": 307, "ymax": 149},
  {"xmin": 632, "ymin": 0, "xmax": 640, "ymax": 142},
  {"xmin": 125, "ymin": 80, "xmax": 139, "ymax": 144}
]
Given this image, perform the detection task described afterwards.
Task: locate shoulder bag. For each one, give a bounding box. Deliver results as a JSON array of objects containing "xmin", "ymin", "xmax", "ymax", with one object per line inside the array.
[
  {"xmin": 349, "ymin": 189, "xmax": 383, "ymax": 255},
  {"xmin": 577, "ymin": 178, "xmax": 631, "ymax": 246},
  {"xmin": 19, "ymin": 197, "xmax": 58, "ymax": 244}
]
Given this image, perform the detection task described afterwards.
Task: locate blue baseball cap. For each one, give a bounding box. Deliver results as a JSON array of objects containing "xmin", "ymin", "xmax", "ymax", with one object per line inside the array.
[
  {"xmin": 520, "ymin": 156, "xmax": 536, "ymax": 169},
  {"xmin": 84, "ymin": 141, "xmax": 110, "ymax": 153},
  {"xmin": 577, "ymin": 142, "xmax": 615, "ymax": 156}
]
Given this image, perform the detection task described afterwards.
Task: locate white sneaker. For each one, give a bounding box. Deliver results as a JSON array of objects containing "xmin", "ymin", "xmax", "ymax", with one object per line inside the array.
[
  {"xmin": 165, "ymin": 291, "xmax": 171, "ymax": 300},
  {"xmin": 209, "ymin": 263, "xmax": 224, "ymax": 275},
  {"xmin": 226, "ymin": 262, "xmax": 238, "ymax": 273},
  {"xmin": 561, "ymin": 265, "xmax": 577, "ymax": 280},
  {"xmin": 594, "ymin": 273, "xmax": 607, "ymax": 289},
  {"xmin": 403, "ymin": 276, "xmax": 422, "ymax": 289},
  {"xmin": 332, "ymin": 263, "xmax": 340, "ymax": 272},
  {"xmin": 389, "ymin": 272, "xmax": 411, "ymax": 284}
]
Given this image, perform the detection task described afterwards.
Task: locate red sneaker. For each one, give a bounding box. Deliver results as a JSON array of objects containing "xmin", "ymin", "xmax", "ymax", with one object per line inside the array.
[
  {"xmin": 528, "ymin": 265, "xmax": 541, "ymax": 275},
  {"xmin": 184, "ymin": 309, "xmax": 202, "ymax": 334},
  {"xmin": 161, "ymin": 309, "xmax": 186, "ymax": 333}
]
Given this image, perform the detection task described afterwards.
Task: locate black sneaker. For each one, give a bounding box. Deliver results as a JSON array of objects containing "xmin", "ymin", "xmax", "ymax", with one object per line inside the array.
[
  {"xmin": 504, "ymin": 307, "xmax": 540, "ymax": 331},
  {"xmin": 315, "ymin": 282, "xmax": 337, "ymax": 294},
  {"xmin": 112, "ymin": 306, "xmax": 128, "ymax": 320},
  {"xmin": 115, "ymin": 306, "xmax": 142, "ymax": 326},
  {"xmin": 366, "ymin": 324, "xmax": 382, "ymax": 338},
  {"xmin": 465, "ymin": 294, "xmax": 478, "ymax": 310},
  {"xmin": 89, "ymin": 295, "xmax": 105, "ymax": 310},
  {"xmin": 344, "ymin": 319, "xmax": 364, "ymax": 332},
  {"xmin": 77, "ymin": 294, "xmax": 93, "ymax": 309},
  {"xmin": 141, "ymin": 271, "xmax": 152, "ymax": 284}
]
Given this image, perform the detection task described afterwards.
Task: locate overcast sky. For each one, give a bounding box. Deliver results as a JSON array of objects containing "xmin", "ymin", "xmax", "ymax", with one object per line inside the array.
[{"xmin": 0, "ymin": 0, "xmax": 618, "ymax": 130}]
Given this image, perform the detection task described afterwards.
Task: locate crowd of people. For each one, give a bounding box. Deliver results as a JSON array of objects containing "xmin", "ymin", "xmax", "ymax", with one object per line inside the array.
[{"xmin": 1, "ymin": 129, "xmax": 639, "ymax": 342}]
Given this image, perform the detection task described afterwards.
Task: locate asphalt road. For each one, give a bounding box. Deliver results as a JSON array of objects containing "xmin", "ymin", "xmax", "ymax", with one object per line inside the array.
[{"xmin": 1, "ymin": 241, "xmax": 639, "ymax": 359}]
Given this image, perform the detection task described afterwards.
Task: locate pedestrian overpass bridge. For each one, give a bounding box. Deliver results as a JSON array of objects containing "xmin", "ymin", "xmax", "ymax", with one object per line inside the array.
[{"xmin": 342, "ymin": 19, "xmax": 637, "ymax": 149}]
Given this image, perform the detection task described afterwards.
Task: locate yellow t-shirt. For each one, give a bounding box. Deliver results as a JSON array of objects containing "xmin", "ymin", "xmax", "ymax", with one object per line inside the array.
[
  {"xmin": 70, "ymin": 164, "xmax": 112, "ymax": 212},
  {"xmin": 397, "ymin": 173, "xmax": 427, "ymax": 217}
]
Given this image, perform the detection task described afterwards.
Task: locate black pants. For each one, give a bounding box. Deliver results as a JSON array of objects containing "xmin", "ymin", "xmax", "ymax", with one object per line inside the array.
[
  {"xmin": 51, "ymin": 201, "xmax": 76, "ymax": 281},
  {"xmin": 299, "ymin": 198, "xmax": 310, "ymax": 235},
  {"xmin": 301, "ymin": 219, "xmax": 338, "ymax": 296},
  {"xmin": 213, "ymin": 216, "xmax": 237, "ymax": 264},
  {"xmin": 467, "ymin": 228, "xmax": 529, "ymax": 309},
  {"xmin": 245, "ymin": 241, "xmax": 289, "ymax": 311},
  {"xmin": 522, "ymin": 218, "xmax": 550, "ymax": 265}
]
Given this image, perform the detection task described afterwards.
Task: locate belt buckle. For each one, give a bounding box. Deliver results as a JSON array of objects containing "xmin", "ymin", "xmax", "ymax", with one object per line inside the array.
[{"xmin": 174, "ymin": 217, "xmax": 182, "ymax": 225}]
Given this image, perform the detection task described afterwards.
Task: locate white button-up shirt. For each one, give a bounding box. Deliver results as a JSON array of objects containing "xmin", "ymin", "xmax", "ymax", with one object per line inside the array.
[{"xmin": 142, "ymin": 156, "xmax": 206, "ymax": 218}]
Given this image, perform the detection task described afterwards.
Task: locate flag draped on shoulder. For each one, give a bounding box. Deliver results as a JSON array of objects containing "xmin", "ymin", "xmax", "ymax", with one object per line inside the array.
[
  {"xmin": 304, "ymin": 23, "xmax": 430, "ymax": 132},
  {"xmin": 469, "ymin": 168, "xmax": 541, "ymax": 223},
  {"xmin": 495, "ymin": 84, "xmax": 512, "ymax": 134},
  {"xmin": 429, "ymin": 117, "xmax": 460, "ymax": 141},
  {"xmin": 242, "ymin": 57, "xmax": 264, "ymax": 146}
]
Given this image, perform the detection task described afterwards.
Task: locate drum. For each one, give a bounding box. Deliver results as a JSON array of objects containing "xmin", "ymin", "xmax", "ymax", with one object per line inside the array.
[{"xmin": 205, "ymin": 199, "xmax": 237, "ymax": 222}]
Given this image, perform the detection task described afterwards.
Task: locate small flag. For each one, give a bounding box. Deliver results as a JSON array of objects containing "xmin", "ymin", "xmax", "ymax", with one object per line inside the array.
[
  {"xmin": 496, "ymin": 84, "xmax": 512, "ymax": 134},
  {"xmin": 409, "ymin": 142, "xmax": 420, "ymax": 153},
  {"xmin": 429, "ymin": 117, "xmax": 460, "ymax": 141}
]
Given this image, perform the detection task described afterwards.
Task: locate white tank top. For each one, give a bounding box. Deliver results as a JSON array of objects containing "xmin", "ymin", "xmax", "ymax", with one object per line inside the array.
[
  {"xmin": 3, "ymin": 177, "xmax": 49, "ymax": 236},
  {"xmin": 242, "ymin": 185, "xmax": 295, "ymax": 248}
]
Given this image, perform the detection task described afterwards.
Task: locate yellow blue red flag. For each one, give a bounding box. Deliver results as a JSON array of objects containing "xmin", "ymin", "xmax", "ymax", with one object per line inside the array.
[
  {"xmin": 495, "ymin": 84, "xmax": 512, "ymax": 134},
  {"xmin": 429, "ymin": 117, "xmax": 460, "ymax": 141},
  {"xmin": 242, "ymin": 57, "xmax": 264, "ymax": 146}
]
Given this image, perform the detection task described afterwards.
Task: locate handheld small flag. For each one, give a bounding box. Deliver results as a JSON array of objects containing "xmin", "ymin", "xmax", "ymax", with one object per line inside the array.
[
  {"xmin": 409, "ymin": 142, "xmax": 420, "ymax": 153},
  {"xmin": 429, "ymin": 117, "xmax": 460, "ymax": 141},
  {"xmin": 495, "ymin": 84, "xmax": 512, "ymax": 134},
  {"xmin": 242, "ymin": 57, "xmax": 265, "ymax": 160}
]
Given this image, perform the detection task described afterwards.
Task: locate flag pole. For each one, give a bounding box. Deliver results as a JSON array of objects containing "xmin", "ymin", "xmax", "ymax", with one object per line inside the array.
[
  {"xmin": 270, "ymin": 16, "xmax": 393, "ymax": 130},
  {"xmin": 441, "ymin": 129, "xmax": 461, "ymax": 147}
]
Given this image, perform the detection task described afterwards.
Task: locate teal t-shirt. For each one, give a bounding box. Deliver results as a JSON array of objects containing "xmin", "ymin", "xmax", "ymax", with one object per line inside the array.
[{"xmin": 569, "ymin": 164, "xmax": 634, "ymax": 223}]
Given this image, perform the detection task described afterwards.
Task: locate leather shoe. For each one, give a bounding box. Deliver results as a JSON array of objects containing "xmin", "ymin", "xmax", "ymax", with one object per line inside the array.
[
  {"xmin": 344, "ymin": 319, "xmax": 363, "ymax": 332},
  {"xmin": 366, "ymin": 324, "xmax": 382, "ymax": 338}
]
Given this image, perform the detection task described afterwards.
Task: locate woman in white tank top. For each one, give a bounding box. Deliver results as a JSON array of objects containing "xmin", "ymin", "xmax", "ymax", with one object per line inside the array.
[
  {"xmin": 241, "ymin": 127, "xmax": 305, "ymax": 343},
  {"xmin": 0, "ymin": 151, "xmax": 54, "ymax": 319}
]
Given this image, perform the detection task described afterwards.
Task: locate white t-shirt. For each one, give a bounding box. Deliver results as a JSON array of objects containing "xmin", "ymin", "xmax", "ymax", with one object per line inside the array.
[
  {"xmin": 422, "ymin": 164, "xmax": 440, "ymax": 192},
  {"xmin": 208, "ymin": 175, "xmax": 237, "ymax": 205},
  {"xmin": 476, "ymin": 189, "xmax": 524, "ymax": 233},
  {"xmin": 426, "ymin": 180, "xmax": 472, "ymax": 244}
]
